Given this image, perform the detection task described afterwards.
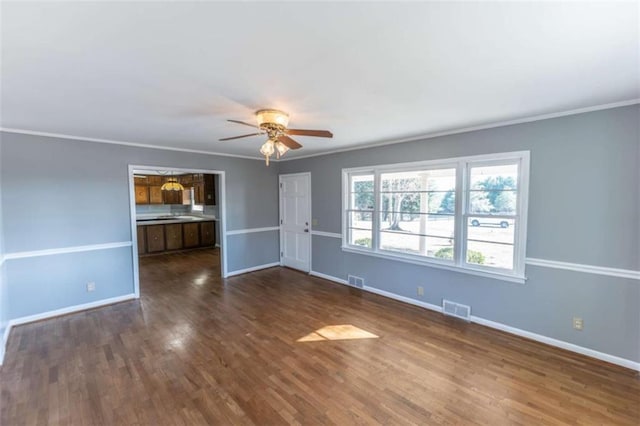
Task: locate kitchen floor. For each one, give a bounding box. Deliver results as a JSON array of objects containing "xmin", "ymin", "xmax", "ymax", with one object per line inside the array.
[{"xmin": 1, "ymin": 249, "xmax": 639, "ymax": 424}]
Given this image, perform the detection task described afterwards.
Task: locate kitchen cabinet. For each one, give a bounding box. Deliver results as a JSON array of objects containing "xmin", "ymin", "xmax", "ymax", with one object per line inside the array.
[
  {"xmin": 146, "ymin": 225, "xmax": 166, "ymax": 252},
  {"xmin": 137, "ymin": 226, "xmax": 146, "ymax": 255},
  {"xmin": 165, "ymin": 224, "xmax": 183, "ymax": 250},
  {"xmin": 147, "ymin": 175, "xmax": 162, "ymax": 185},
  {"xmin": 200, "ymin": 221, "xmax": 215, "ymax": 246},
  {"xmin": 204, "ymin": 174, "xmax": 216, "ymax": 205},
  {"xmin": 183, "ymin": 223, "xmax": 200, "ymax": 248},
  {"xmin": 135, "ymin": 185, "xmax": 149, "ymax": 204},
  {"xmin": 193, "ymin": 182, "xmax": 205, "ymax": 205},
  {"xmin": 163, "ymin": 189, "xmax": 182, "ymax": 205},
  {"xmin": 149, "ymin": 186, "xmax": 163, "ymax": 204},
  {"xmin": 137, "ymin": 220, "xmax": 216, "ymax": 255},
  {"xmin": 192, "ymin": 174, "xmax": 215, "ymax": 205}
]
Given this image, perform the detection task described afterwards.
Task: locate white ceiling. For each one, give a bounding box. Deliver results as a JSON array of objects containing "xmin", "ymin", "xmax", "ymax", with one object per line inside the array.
[{"xmin": 1, "ymin": 1, "xmax": 638, "ymax": 160}]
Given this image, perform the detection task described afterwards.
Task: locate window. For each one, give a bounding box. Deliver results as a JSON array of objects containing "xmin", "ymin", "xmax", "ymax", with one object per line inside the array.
[{"xmin": 342, "ymin": 151, "xmax": 529, "ymax": 283}]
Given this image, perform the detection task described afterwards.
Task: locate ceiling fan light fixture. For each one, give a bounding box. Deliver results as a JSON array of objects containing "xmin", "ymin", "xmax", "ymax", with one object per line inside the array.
[
  {"xmin": 259, "ymin": 139, "xmax": 276, "ymax": 165},
  {"xmin": 275, "ymin": 141, "xmax": 289, "ymax": 158},
  {"xmin": 256, "ymin": 109, "xmax": 289, "ymax": 128}
]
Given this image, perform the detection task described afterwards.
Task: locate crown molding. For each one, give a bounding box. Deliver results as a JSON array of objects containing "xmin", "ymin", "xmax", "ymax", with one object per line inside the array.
[
  {"xmin": 280, "ymin": 98, "xmax": 640, "ymax": 162},
  {"xmin": 0, "ymin": 128, "xmax": 266, "ymax": 161},
  {"xmin": 2, "ymin": 99, "xmax": 637, "ymax": 163}
]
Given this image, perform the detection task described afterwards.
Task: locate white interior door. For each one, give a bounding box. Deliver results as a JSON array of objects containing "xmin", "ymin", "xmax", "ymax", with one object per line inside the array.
[{"xmin": 280, "ymin": 173, "xmax": 311, "ymax": 272}]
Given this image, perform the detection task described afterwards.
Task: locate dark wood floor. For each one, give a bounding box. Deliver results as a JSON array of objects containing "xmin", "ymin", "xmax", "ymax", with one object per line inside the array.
[{"xmin": 1, "ymin": 249, "xmax": 638, "ymax": 425}]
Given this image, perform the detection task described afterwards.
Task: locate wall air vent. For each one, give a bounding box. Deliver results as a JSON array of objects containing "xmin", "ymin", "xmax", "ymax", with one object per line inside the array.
[
  {"xmin": 347, "ymin": 274, "xmax": 364, "ymax": 288},
  {"xmin": 442, "ymin": 299, "xmax": 471, "ymax": 321}
]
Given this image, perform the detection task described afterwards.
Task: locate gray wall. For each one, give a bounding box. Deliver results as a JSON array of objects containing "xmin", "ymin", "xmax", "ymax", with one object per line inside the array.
[
  {"xmin": 0, "ymin": 136, "xmax": 7, "ymax": 347},
  {"xmin": 0, "ymin": 132, "xmax": 280, "ymax": 320},
  {"xmin": 279, "ymin": 105, "xmax": 640, "ymax": 362},
  {"xmin": 1, "ymin": 105, "xmax": 638, "ymax": 365}
]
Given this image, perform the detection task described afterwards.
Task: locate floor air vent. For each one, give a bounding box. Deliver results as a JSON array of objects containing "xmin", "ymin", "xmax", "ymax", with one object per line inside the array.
[
  {"xmin": 442, "ymin": 300, "xmax": 471, "ymax": 321},
  {"xmin": 347, "ymin": 275, "xmax": 364, "ymax": 288}
]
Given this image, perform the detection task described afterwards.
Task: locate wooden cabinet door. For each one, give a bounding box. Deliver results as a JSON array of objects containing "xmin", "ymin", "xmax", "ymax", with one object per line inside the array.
[
  {"xmin": 163, "ymin": 190, "xmax": 181, "ymax": 205},
  {"xmin": 147, "ymin": 175, "xmax": 162, "ymax": 185},
  {"xmin": 193, "ymin": 183, "xmax": 204, "ymax": 205},
  {"xmin": 146, "ymin": 225, "xmax": 165, "ymax": 252},
  {"xmin": 183, "ymin": 223, "xmax": 200, "ymax": 248},
  {"xmin": 165, "ymin": 224, "xmax": 183, "ymax": 250},
  {"xmin": 200, "ymin": 222, "xmax": 215, "ymax": 246},
  {"xmin": 204, "ymin": 174, "xmax": 216, "ymax": 205},
  {"xmin": 137, "ymin": 226, "xmax": 147, "ymax": 255},
  {"xmin": 149, "ymin": 186, "xmax": 163, "ymax": 204},
  {"xmin": 135, "ymin": 185, "xmax": 149, "ymax": 204}
]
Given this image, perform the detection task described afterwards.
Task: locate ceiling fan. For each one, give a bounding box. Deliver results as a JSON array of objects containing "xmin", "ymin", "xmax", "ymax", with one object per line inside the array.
[{"xmin": 220, "ymin": 109, "xmax": 333, "ymax": 165}]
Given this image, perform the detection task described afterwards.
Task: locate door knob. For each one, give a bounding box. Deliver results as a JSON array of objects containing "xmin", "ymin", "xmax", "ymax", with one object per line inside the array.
[{"xmin": 304, "ymin": 229, "xmax": 309, "ymax": 233}]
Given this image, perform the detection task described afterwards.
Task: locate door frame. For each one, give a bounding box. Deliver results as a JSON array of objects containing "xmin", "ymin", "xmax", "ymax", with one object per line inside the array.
[
  {"xmin": 128, "ymin": 165, "xmax": 228, "ymax": 299},
  {"xmin": 278, "ymin": 172, "xmax": 312, "ymax": 273}
]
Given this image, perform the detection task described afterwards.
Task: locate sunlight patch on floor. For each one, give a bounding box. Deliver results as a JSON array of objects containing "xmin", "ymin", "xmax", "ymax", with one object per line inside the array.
[{"xmin": 297, "ymin": 324, "xmax": 379, "ymax": 342}]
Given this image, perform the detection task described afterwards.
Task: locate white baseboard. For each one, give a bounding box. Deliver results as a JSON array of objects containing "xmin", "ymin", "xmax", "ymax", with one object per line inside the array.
[
  {"xmin": 363, "ymin": 285, "xmax": 443, "ymax": 314},
  {"xmin": 309, "ymin": 270, "xmax": 348, "ymax": 285},
  {"xmin": 0, "ymin": 324, "xmax": 9, "ymax": 366},
  {"xmin": 226, "ymin": 262, "xmax": 280, "ymax": 277},
  {"xmin": 469, "ymin": 316, "xmax": 640, "ymax": 371},
  {"xmin": 0, "ymin": 293, "xmax": 137, "ymax": 366},
  {"xmin": 308, "ymin": 271, "xmax": 640, "ymax": 372}
]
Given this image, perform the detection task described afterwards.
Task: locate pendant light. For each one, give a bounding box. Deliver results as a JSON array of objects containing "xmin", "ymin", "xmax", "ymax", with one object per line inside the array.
[{"xmin": 160, "ymin": 172, "xmax": 185, "ymax": 191}]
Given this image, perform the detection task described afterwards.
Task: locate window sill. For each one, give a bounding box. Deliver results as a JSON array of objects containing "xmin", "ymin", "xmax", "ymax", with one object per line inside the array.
[{"xmin": 341, "ymin": 245, "xmax": 527, "ymax": 284}]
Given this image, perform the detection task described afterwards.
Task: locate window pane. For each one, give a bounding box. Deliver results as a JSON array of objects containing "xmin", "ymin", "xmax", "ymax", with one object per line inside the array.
[
  {"xmin": 466, "ymin": 240, "xmax": 514, "ymax": 270},
  {"xmin": 351, "ymin": 174, "xmax": 374, "ymax": 192},
  {"xmin": 351, "ymin": 176, "xmax": 374, "ymax": 209},
  {"xmin": 470, "ymin": 164, "xmax": 518, "ymax": 191},
  {"xmin": 349, "ymin": 211, "xmax": 372, "ymax": 230},
  {"xmin": 467, "ymin": 217, "xmax": 515, "ymax": 244},
  {"xmin": 381, "ymin": 168, "xmax": 456, "ymax": 192},
  {"xmin": 381, "ymin": 191, "xmax": 455, "ymax": 215},
  {"xmin": 469, "ymin": 190, "xmax": 517, "ymax": 215},
  {"xmin": 381, "ymin": 192, "xmax": 424, "ymax": 214},
  {"xmin": 379, "ymin": 213, "xmax": 454, "ymax": 239},
  {"xmin": 349, "ymin": 228, "xmax": 372, "ymax": 248},
  {"xmin": 350, "ymin": 174, "xmax": 374, "ymax": 210},
  {"xmin": 428, "ymin": 190, "xmax": 455, "ymax": 214},
  {"xmin": 380, "ymin": 232, "xmax": 453, "ymax": 258}
]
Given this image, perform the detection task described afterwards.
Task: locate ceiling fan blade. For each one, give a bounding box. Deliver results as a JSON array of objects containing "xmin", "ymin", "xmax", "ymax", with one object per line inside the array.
[
  {"xmin": 285, "ymin": 129, "xmax": 333, "ymax": 138},
  {"xmin": 278, "ymin": 135, "xmax": 303, "ymax": 150},
  {"xmin": 228, "ymin": 119, "xmax": 259, "ymax": 129},
  {"xmin": 219, "ymin": 132, "xmax": 262, "ymax": 141}
]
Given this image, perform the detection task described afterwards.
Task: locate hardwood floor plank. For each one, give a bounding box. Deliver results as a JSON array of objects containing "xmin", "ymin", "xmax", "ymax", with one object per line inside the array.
[{"xmin": 1, "ymin": 249, "xmax": 638, "ymax": 425}]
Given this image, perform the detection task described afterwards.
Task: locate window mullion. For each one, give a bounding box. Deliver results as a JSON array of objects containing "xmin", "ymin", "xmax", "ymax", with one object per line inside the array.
[
  {"xmin": 454, "ymin": 161, "xmax": 467, "ymax": 267},
  {"xmin": 372, "ymin": 171, "xmax": 381, "ymax": 252}
]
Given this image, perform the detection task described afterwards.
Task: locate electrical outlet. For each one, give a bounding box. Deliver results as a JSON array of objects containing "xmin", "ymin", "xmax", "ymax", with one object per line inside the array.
[
  {"xmin": 87, "ymin": 282, "xmax": 96, "ymax": 292},
  {"xmin": 417, "ymin": 286, "xmax": 424, "ymax": 296},
  {"xmin": 573, "ymin": 317, "xmax": 583, "ymax": 331}
]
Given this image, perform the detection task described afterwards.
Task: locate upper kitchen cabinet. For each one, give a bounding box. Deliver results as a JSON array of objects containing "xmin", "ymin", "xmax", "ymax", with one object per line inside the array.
[
  {"xmin": 135, "ymin": 185, "xmax": 149, "ymax": 204},
  {"xmin": 193, "ymin": 174, "xmax": 216, "ymax": 205},
  {"xmin": 149, "ymin": 185, "xmax": 163, "ymax": 204},
  {"xmin": 134, "ymin": 173, "xmax": 216, "ymax": 206},
  {"xmin": 204, "ymin": 174, "xmax": 216, "ymax": 205}
]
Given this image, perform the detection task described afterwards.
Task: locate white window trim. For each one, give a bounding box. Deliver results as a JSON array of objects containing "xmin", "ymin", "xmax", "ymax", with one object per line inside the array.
[{"xmin": 341, "ymin": 151, "xmax": 530, "ymax": 284}]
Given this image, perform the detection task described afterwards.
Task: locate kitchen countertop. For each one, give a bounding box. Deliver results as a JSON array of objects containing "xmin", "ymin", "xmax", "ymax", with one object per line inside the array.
[{"xmin": 136, "ymin": 214, "xmax": 218, "ymax": 226}]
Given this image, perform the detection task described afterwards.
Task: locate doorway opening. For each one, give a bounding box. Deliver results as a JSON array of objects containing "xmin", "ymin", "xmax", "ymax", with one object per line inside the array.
[{"xmin": 127, "ymin": 165, "xmax": 227, "ymax": 298}]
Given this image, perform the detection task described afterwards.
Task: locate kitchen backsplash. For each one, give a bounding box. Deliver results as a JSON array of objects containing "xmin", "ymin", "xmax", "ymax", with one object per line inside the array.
[
  {"xmin": 135, "ymin": 204, "xmax": 218, "ymax": 217},
  {"xmin": 136, "ymin": 204, "xmax": 190, "ymax": 215},
  {"xmin": 203, "ymin": 206, "xmax": 218, "ymax": 217}
]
